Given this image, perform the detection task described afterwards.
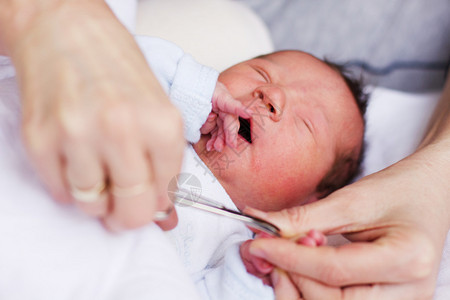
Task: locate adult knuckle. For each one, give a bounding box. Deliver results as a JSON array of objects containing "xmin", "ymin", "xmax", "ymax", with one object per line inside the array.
[
  {"xmin": 21, "ymin": 120, "xmax": 52, "ymax": 157},
  {"xmin": 60, "ymin": 114, "xmax": 90, "ymax": 142},
  {"xmin": 100, "ymin": 103, "xmax": 135, "ymax": 138},
  {"xmin": 285, "ymin": 205, "xmax": 309, "ymax": 229}
]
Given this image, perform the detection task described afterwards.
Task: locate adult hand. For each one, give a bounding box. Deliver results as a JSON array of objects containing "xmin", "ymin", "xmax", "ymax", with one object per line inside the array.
[
  {"xmin": 200, "ymin": 82, "xmax": 252, "ymax": 152},
  {"xmin": 245, "ymin": 77, "xmax": 450, "ymax": 299},
  {"xmin": 1, "ymin": 1, "xmax": 182, "ymax": 230}
]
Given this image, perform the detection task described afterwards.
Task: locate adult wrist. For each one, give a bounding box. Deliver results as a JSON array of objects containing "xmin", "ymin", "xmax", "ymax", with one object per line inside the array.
[{"xmin": 0, "ymin": 0, "xmax": 106, "ymax": 56}]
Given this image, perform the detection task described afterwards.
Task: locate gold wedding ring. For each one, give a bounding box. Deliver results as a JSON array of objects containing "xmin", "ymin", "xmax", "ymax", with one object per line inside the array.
[
  {"xmin": 110, "ymin": 182, "xmax": 149, "ymax": 198},
  {"xmin": 70, "ymin": 181, "xmax": 107, "ymax": 203}
]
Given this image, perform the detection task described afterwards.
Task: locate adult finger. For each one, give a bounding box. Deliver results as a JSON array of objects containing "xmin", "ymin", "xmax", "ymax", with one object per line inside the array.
[
  {"xmin": 154, "ymin": 207, "xmax": 178, "ymax": 231},
  {"xmin": 244, "ymin": 182, "xmax": 389, "ymax": 238},
  {"xmin": 141, "ymin": 105, "xmax": 184, "ymax": 230},
  {"xmin": 99, "ymin": 114, "xmax": 155, "ymax": 230},
  {"xmin": 64, "ymin": 143, "xmax": 108, "ymax": 217},
  {"xmin": 249, "ymin": 230, "xmax": 433, "ymax": 286},
  {"xmin": 291, "ymin": 274, "xmax": 421, "ymax": 300},
  {"xmin": 22, "ymin": 127, "xmax": 70, "ymax": 203},
  {"xmin": 271, "ymin": 269, "xmax": 302, "ymax": 300}
]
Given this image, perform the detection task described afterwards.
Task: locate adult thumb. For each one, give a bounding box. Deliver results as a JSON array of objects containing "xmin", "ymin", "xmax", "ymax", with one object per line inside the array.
[{"xmin": 245, "ymin": 184, "xmax": 377, "ymax": 238}]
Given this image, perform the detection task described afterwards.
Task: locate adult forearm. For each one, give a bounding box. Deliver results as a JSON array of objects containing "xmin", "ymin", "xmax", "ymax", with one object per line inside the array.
[
  {"xmin": 420, "ymin": 75, "xmax": 450, "ymax": 149},
  {"xmin": 408, "ymin": 75, "xmax": 450, "ymax": 232},
  {"xmin": 0, "ymin": 0, "xmax": 107, "ymax": 55},
  {"xmin": 418, "ymin": 75, "xmax": 450, "ymax": 194}
]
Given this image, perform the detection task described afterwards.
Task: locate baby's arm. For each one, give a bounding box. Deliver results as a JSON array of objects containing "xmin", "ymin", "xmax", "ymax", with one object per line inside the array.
[
  {"xmin": 136, "ymin": 36, "xmax": 250, "ymax": 148},
  {"xmin": 136, "ymin": 36, "xmax": 216, "ymax": 143},
  {"xmin": 240, "ymin": 230, "xmax": 327, "ymax": 286}
]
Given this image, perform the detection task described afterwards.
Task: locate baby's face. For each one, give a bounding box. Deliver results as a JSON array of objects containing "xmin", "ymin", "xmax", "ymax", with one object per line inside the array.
[{"xmin": 195, "ymin": 51, "xmax": 364, "ymax": 211}]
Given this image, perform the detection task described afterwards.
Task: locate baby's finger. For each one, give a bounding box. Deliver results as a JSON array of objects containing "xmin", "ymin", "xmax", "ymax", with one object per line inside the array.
[
  {"xmin": 215, "ymin": 95, "xmax": 252, "ymax": 118},
  {"xmin": 307, "ymin": 229, "xmax": 327, "ymax": 246},
  {"xmin": 213, "ymin": 82, "xmax": 252, "ymax": 118},
  {"xmin": 206, "ymin": 129, "xmax": 219, "ymax": 152},
  {"xmin": 296, "ymin": 236, "xmax": 318, "ymax": 247},
  {"xmin": 200, "ymin": 113, "xmax": 218, "ymax": 135},
  {"xmin": 221, "ymin": 112, "xmax": 239, "ymax": 148},
  {"xmin": 213, "ymin": 117, "xmax": 226, "ymax": 152}
]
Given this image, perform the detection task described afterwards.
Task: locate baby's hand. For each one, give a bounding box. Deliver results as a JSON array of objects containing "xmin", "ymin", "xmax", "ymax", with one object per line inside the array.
[
  {"xmin": 200, "ymin": 82, "xmax": 252, "ymax": 152},
  {"xmin": 240, "ymin": 230, "xmax": 327, "ymax": 286}
]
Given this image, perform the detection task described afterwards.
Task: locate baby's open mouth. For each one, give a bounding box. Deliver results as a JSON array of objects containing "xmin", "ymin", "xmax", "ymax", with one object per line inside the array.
[{"xmin": 238, "ymin": 117, "xmax": 252, "ymax": 144}]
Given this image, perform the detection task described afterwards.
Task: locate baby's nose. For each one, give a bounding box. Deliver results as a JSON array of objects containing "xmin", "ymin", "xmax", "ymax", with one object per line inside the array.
[{"xmin": 253, "ymin": 86, "xmax": 285, "ymax": 122}]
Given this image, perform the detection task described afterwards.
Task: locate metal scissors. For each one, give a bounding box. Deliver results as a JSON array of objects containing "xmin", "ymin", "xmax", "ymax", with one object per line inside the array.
[{"xmin": 172, "ymin": 188, "xmax": 281, "ymax": 237}]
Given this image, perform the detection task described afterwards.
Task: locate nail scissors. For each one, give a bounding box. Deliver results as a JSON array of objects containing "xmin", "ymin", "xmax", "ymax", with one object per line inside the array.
[{"xmin": 172, "ymin": 188, "xmax": 281, "ymax": 237}]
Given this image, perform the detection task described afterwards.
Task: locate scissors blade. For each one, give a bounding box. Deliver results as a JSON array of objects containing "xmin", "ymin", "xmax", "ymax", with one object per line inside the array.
[{"xmin": 173, "ymin": 189, "xmax": 281, "ymax": 237}]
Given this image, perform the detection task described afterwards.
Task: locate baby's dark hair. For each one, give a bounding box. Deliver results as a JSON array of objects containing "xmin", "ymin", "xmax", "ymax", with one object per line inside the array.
[{"xmin": 316, "ymin": 61, "xmax": 369, "ymax": 198}]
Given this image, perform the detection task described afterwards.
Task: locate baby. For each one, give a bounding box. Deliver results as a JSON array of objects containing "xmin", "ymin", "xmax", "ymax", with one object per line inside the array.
[{"xmin": 139, "ymin": 37, "xmax": 367, "ymax": 299}]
